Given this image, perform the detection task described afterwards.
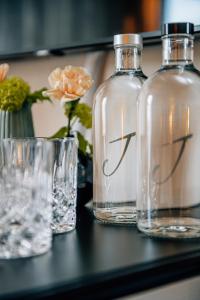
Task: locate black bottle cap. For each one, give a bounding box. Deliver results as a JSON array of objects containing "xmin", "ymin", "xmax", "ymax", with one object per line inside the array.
[{"xmin": 161, "ymin": 22, "xmax": 194, "ymax": 36}]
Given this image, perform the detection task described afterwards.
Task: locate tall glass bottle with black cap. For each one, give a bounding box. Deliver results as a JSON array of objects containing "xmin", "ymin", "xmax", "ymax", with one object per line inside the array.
[
  {"xmin": 93, "ymin": 34, "xmax": 146, "ymax": 224},
  {"xmin": 137, "ymin": 22, "xmax": 200, "ymax": 238}
]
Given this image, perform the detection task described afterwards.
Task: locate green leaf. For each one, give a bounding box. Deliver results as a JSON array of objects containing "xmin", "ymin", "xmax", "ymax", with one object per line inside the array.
[
  {"xmin": 77, "ymin": 131, "xmax": 88, "ymax": 155},
  {"xmin": 27, "ymin": 88, "xmax": 51, "ymax": 105},
  {"xmin": 63, "ymin": 99, "xmax": 79, "ymax": 118},
  {"xmin": 64, "ymin": 103, "xmax": 72, "ymax": 118},
  {"xmin": 48, "ymin": 127, "xmax": 68, "ymax": 139},
  {"xmin": 72, "ymin": 103, "xmax": 92, "ymax": 129},
  {"xmin": 88, "ymin": 143, "xmax": 93, "ymax": 155},
  {"xmin": 0, "ymin": 76, "xmax": 30, "ymax": 112},
  {"xmin": 77, "ymin": 131, "xmax": 93, "ymax": 156}
]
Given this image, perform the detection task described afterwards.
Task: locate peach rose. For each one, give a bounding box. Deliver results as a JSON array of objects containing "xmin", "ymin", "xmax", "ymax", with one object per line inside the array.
[
  {"xmin": 0, "ymin": 63, "xmax": 9, "ymax": 82},
  {"xmin": 43, "ymin": 65, "xmax": 93, "ymax": 103}
]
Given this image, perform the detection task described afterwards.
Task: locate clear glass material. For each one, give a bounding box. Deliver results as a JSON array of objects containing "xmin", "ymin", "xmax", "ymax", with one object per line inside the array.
[
  {"xmin": 137, "ymin": 33, "xmax": 200, "ymax": 238},
  {"xmin": 93, "ymin": 43, "xmax": 146, "ymax": 224},
  {"xmin": 0, "ymin": 139, "xmax": 53, "ymax": 259},
  {"xmin": 50, "ymin": 138, "xmax": 77, "ymax": 234}
]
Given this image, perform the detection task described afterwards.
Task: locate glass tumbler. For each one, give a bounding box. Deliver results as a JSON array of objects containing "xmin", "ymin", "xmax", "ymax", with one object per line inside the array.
[
  {"xmin": 50, "ymin": 138, "xmax": 77, "ymax": 234},
  {"xmin": 0, "ymin": 138, "xmax": 53, "ymax": 259}
]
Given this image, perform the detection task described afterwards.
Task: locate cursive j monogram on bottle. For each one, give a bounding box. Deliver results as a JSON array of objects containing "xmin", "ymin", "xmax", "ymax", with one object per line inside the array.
[
  {"xmin": 152, "ymin": 133, "xmax": 193, "ymax": 184},
  {"xmin": 102, "ymin": 131, "xmax": 193, "ymax": 182},
  {"xmin": 102, "ymin": 132, "xmax": 136, "ymax": 177}
]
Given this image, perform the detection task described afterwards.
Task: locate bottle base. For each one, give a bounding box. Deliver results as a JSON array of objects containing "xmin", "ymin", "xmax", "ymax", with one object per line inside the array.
[
  {"xmin": 138, "ymin": 217, "xmax": 200, "ymax": 239},
  {"xmin": 94, "ymin": 207, "xmax": 137, "ymax": 224}
]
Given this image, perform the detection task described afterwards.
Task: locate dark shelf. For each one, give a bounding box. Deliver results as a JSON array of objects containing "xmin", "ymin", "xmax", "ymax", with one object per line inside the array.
[{"xmin": 1, "ymin": 208, "xmax": 200, "ymax": 300}]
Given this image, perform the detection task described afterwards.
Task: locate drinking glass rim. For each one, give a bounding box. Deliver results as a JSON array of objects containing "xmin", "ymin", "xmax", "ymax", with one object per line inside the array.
[
  {"xmin": 45, "ymin": 137, "xmax": 76, "ymax": 142},
  {"xmin": 0, "ymin": 137, "xmax": 76, "ymax": 142}
]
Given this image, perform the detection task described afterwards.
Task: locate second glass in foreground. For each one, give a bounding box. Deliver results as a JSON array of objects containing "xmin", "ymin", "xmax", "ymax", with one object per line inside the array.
[{"xmin": 50, "ymin": 138, "xmax": 77, "ymax": 234}]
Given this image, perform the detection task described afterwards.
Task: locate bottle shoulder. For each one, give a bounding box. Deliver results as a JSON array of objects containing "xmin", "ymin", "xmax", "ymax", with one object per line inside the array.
[
  {"xmin": 141, "ymin": 65, "xmax": 200, "ymax": 92},
  {"xmin": 139, "ymin": 65, "xmax": 200, "ymax": 103},
  {"xmin": 112, "ymin": 70, "xmax": 147, "ymax": 79},
  {"xmin": 94, "ymin": 71, "xmax": 147, "ymax": 101},
  {"xmin": 148, "ymin": 65, "xmax": 200, "ymax": 81}
]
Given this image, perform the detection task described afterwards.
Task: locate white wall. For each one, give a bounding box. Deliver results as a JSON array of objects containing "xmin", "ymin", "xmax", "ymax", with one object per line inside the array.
[{"xmin": 3, "ymin": 39, "xmax": 200, "ymax": 139}]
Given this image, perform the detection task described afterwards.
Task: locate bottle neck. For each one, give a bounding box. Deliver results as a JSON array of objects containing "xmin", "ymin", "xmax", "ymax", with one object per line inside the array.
[
  {"xmin": 162, "ymin": 34, "xmax": 194, "ymax": 66},
  {"xmin": 115, "ymin": 46, "xmax": 142, "ymax": 71}
]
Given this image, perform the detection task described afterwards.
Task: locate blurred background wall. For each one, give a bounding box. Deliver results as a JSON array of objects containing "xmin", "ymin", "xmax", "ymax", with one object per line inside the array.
[{"xmin": 1, "ymin": 39, "xmax": 200, "ymax": 141}]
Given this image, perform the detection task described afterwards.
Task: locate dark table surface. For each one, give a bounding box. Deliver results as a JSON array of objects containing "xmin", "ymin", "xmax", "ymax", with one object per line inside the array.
[{"xmin": 1, "ymin": 207, "xmax": 200, "ymax": 300}]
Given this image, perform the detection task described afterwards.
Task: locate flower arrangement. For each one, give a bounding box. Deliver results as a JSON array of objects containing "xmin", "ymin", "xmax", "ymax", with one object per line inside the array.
[
  {"xmin": 43, "ymin": 65, "xmax": 93, "ymax": 156},
  {"xmin": 0, "ymin": 63, "xmax": 49, "ymax": 112}
]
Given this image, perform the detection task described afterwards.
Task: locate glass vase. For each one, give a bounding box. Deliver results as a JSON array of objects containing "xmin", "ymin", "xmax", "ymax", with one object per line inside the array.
[{"xmin": 0, "ymin": 102, "xmax": 34, "ymax": 138}]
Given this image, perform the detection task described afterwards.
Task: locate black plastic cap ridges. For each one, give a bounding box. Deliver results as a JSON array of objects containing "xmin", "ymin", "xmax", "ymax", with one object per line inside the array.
[{"xmin": 161, "ymin": 22, "xmax": 194, "ymax": 36}]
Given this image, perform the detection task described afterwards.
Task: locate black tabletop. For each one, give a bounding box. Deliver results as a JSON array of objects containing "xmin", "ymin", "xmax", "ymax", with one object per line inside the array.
[{"xmin": 1, "ymin": 208, "xmax": 200, "ymax": 300}]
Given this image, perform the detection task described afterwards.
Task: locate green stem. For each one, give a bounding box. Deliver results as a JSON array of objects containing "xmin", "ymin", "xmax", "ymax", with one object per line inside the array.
[
  {"xmin": 67, "ymin": 114, "xmax": 71, "ymax": 136},
  {"xmin": 65, "ymin": 99, "xmax": 79, "ymax": 136},
  {"xmin": 71, "ymin": 116, "xmax": 78, "ymax": 127}
]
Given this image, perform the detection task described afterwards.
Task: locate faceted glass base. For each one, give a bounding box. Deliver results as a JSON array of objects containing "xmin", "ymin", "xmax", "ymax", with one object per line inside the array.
[
  {"xmin": 138, "ymin": 217, "xmax": 200, "ymax": 239},
  {"xmin": 52, "ymin": 226, "xmax": 75, "ymax": 234},
  {"xmin": 94, "ymin": 207, "xmax": 137, "ymax": 224},
  {"xmin": 52, "ymin": 207, "xmax": 76, "ymax": 234},
  {"xmin": 0, "ymin": 227, "xmax": 51, "ymax": 259}
]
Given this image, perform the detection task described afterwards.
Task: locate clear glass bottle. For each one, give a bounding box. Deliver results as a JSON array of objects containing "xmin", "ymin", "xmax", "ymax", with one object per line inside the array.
[
  {"xmin": 137, "ymin": 22, "xmax": 200, "ymax": 238},
  {"xmin": 93, "ymin": 34, "xmax": 146, "ymax": 224}
]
